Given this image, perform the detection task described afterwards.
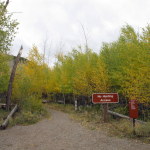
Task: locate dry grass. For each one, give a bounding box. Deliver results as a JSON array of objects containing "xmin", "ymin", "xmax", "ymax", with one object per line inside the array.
[
  {"xmin": 47, "ymin": 103, "xmax": 74, "ymax": 113},
  {"xmin": 0, "ymin": 109, "xmax": 9, "ymax": 125}
]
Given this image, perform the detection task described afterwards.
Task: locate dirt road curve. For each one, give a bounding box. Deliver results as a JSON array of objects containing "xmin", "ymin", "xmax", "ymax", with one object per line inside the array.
[{"xmin": 0, "ymin": 110, "xmax": 149, "ymax": 150}]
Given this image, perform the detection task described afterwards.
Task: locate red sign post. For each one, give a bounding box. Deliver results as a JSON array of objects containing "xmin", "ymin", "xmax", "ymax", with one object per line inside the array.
[
  {"xmin": 129, "ymin": 100, "xmax": 138, "ymax": 118},
  {"xmin": 92, "ymin": 93, "xmax": 119, "ymax": 122},
  {"xmin": 129, "ymin": 100, "xmax": 138, "ymax": 135}
]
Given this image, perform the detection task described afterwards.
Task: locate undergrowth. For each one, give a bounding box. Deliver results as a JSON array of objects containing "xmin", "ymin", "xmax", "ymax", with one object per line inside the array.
[
  {"xmin": 0, "ymin": 109, "xmax": 9, "ymax": 125},
  {"xmin": 10, "ymin": 96, "xmax": 49, "ymax": 126},
  {"xmin": 47, "ymin": 102, "xmax": 74, "ymax": 113}
]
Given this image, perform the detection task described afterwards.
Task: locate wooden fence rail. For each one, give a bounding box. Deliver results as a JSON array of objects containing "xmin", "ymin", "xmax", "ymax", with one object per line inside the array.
[{"xmin": 108, "ymin": 110, "xmax": 145, "ymax": 124}]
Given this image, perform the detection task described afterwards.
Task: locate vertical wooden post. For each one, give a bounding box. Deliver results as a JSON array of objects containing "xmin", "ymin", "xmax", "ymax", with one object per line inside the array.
[
  {"xmin": 63, "ymin": 93, "xmax": 65, "ymax": 105},
  {"xmin": 133, "ymin": 118, "xmax": 136, "ymax": 135},
  {"xmin": 75, "ymin": 100, "xmax": 78, "ymax": 111},
  {"xmin": 103, "ymin": 103, "xmax": 108, "ymax": 122}
]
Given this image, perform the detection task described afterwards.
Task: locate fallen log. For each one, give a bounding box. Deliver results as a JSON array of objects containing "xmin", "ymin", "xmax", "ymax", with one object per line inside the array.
[
  {"xmin": 0, "ymin": 104, "xmax": 18, "ymax": 129},
  {"xmin": 108, "ymin": 110, "xmax": 145, "ymax": 124}
]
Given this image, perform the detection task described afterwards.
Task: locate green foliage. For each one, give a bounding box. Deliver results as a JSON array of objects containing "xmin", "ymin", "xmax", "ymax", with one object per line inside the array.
[
  {"xmin": 0, "ymin": 1, "xmax": 18, "ymax": 96},
  {"xmin": 10, "ymin": 46, "xmax": 49, "ymax": 125},
  {"xmin": 20, "ymin": 96, "xmax": 44, "ymax": 114},
  {"xmin": 11, "ymin": 24, "xmax": 150, "ymax": 129},
  {"xmin": 101, "ymin": 24, "xmax": 150, "ymax": 103},
  {"xmin": 0, "ymin": 53, "xmax": 9, "ymax": 93},
  {"xmin": 53, "ymin": 48, "xmax": 109, "ymax": 97},
  {"xmin": 12, "ymin": 46, "xmax": 51, "ymax": 100},
  {"xmin": 10, "ymin": 96, "xmax": 48, "ymax": 126},
  {"xmin": 0, "ymin": 109, "xmax": 9, "ymax": 124},
  {"xmin": 0, "ymin": 1, "xmax": 18, "ymax": 53},
  {"xmin": 13, "ymin": 25, "xmax": 149, "ymax": 106},
  {"xmin": 113, "ymin": 106, "xmax": 128, "ymax": 115}
]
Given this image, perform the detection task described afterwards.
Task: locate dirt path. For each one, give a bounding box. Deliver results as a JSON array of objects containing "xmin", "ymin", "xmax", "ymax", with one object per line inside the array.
[{"xmin": 0, "ymin": 110, "xmax": 149, "ymax": 150}]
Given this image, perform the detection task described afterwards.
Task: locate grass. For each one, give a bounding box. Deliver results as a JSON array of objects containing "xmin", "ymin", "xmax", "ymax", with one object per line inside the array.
[
  {"xmin": 9, "ymin": 107, "xmax": 49, "ymax": 126},
  {"xmin": 48, "ymin": 103, "xmax": 150, "ymax": 143},
  {"xmin": 47, "ymin": 102, "xmax": 75, "ymax": 113},
  {"xmin": 0, "ymin": 109, "xmax": 9, "ymax": 125},
  {"xmin": 1, "ymin": 96, "xmax": 50, "ymax": 127},
  {"xmin": 0, "ymin": 106, "xmax": 49, "ymax": 127}
]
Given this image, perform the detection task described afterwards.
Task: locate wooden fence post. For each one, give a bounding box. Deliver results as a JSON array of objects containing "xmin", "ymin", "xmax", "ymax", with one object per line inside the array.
[
  {"xmin": 103, "ymin": 104, "xmax": 108, "ymax": 122},
  {"xmin": 75, "ymin": 100, "xmax": 78, "ymax": 111}
]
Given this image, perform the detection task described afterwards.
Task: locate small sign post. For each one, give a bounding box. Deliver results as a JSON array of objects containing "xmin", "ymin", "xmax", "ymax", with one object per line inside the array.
[
  {"xmin": 92, "ymin": 93, "xmax": 119, "ymax": 122},
  {"xmin": 75, "ymin": 100, "xmax": 78, "ymax": 111},
  {"xmin": 129, "ymin": 100, "xmax": 138, "ymax": 135}
]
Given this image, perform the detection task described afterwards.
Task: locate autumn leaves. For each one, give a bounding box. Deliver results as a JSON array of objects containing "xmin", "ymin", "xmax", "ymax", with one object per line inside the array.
[{"xmin": 12, "ymin": 25, "xmax": 150, "ymax": 104}]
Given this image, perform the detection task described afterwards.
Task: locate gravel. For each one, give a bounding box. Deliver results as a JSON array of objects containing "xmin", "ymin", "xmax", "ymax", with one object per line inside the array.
[{"xmin": 0, "ymin": 109, "xmax": 149, "ymax": 150}]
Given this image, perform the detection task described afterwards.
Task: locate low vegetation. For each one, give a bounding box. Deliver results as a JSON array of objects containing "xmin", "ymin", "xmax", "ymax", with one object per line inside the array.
[
  {"xmin": 0, "ymin": 109, "xmax": 9, "ymax": 125},
  {"xmin": 9, "ymin": 96, "xmax": 49, "ymax": 126}
]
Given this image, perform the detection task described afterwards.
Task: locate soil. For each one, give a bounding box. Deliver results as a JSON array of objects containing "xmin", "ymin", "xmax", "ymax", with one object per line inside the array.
[{"xmin": 0, "ymin": 109, "xmax": 150, "ymax": 150}]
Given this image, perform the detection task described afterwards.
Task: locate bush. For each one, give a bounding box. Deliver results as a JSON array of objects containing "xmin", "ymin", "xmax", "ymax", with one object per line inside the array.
[
  {"xmin": 20, "ymin": 95, "xmax": 44, "ymax": 114},
  {"xmin": 48, "ymin": 103, "xmax": 74, "ymax": 113},
  {"xmin": 113, "ymin": 106, "xmax": 128, "ymax": 115},
  {"xmin": 10, "ymin": 111, "xmax": 39, "ymax": 125},
  {"xmin": 0, "ymin": 109, "xmax": 9, "ymax": 124},
  {"xmin": 10, "ymin": 96, "xmax": 48, "ymax": 126},
  {"xmin": 136, "ymin": 122, "xmax": 150, "ymax": 137}
]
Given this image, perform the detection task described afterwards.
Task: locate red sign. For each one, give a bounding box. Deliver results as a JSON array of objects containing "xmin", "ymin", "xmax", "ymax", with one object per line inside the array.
[
  {"xmin": 129, "ymin": 100, "xmax": 138, "ymax": 118},
  {"xmin": 92, "ymin": 93, "xmax": 119, "ymax": 104}
]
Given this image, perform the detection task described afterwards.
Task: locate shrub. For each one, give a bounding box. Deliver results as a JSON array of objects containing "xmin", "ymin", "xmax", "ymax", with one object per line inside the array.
[
  {"xmin": 10, "ymin": 96, "xmax": 48, "ymax": 126},
  {"xmin": 20, "ymin": 95, "xmax": 44, "ymax": 114},
  {"xmin": 0, "ymin": 109, "xmax": 9, "ymax": 124},
  {"xmin": 136, "ymin": 122, "xmax": 150, "ymax": 137},
  {"xmin": 113, "ymin": 106, "xmax": 128, "ymax": 115},
  {"xmin": 11, "ymin": 111, "xmax": 39, "ymax": 125}
]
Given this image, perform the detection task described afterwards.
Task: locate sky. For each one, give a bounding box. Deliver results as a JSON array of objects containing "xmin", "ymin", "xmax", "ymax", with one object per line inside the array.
[{"xmin": 8, "ymin": 0, "xmax": 150, "ymax": 65}]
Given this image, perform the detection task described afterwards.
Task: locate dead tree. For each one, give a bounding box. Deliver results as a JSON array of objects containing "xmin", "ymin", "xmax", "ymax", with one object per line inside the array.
[
  {"xmin": 3, "ymin": 0, "xmax": 9, "ymax": 11},
  {"xmin": 79, "ymin": 22, "xmax": 89, "ymax": 52},
  {"xmin": 6, "ymin": 46, "xmax": 23, "ymax": 111}
]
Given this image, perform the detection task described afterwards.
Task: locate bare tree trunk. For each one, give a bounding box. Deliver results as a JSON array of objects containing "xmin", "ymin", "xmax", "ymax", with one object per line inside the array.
[
  {"xmin": 80, "ymin": 22, "xmax": 88, "ymax": 52},
  {"xmin": 3, "ymin": 0, "xmax": 9, "ymax": 10},
  {"xmin": 6, "ymin": 46, "xmax": 23, "ymax": 111}
]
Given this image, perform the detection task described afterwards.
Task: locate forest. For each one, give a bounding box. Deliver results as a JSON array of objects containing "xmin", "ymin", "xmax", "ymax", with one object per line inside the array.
[
  {"xmin": 0, "ymin": 0, "xmax": 150, "ymax": 125},
  {"xmin": 11, "ymin": 24, "xmax": 150, "ymax": 120}
]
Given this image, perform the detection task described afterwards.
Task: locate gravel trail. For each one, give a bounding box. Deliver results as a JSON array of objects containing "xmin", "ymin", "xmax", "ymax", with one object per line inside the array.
[{"xmin": 0, "ymin": 109, "xmax": 149, "ymax": 150}]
